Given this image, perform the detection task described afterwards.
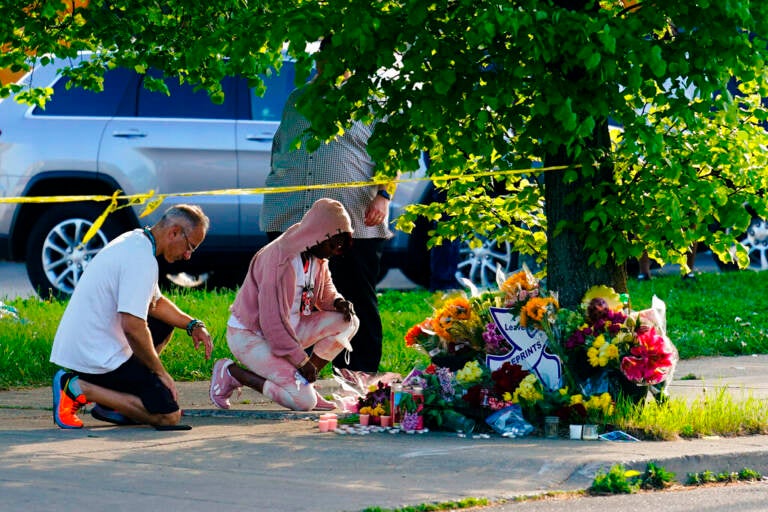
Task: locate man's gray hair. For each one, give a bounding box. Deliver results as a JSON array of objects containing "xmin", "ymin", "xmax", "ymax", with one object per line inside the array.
[{"xmin": 159, "ymin": 204, "xmax": 210, "ymax": 232}]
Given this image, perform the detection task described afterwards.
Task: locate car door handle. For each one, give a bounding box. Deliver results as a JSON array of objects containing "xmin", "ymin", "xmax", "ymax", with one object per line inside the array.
[
  {"xmin": 112, "ymin": 130, "xmax": 147, "ymax": 138},
  {"xmin": 245, "ymin": 134, "xmax": 274, "ymax": 142}
]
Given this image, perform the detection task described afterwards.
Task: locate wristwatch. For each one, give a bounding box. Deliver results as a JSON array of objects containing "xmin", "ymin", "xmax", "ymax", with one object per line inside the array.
[
  {"xmin": 186, "ymin": 319, "xmax": 205, "ymax": 336},
  {"xmin": 376, "ymin": 189, "xmax": 392, "ymax": 200}
]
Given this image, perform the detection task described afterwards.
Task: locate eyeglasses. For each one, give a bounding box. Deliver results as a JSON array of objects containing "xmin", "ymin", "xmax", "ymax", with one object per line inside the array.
[{"xmin": 180, "ymin": 228, "xmax": 199, "ymax": 254}]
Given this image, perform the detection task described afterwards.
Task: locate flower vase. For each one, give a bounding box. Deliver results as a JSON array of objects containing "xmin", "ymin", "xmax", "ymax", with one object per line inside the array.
[
  {"xmin": 441, "ymin": 410, "xmax": 476, "ymax": 434},
  {"xmin": 380, "ymin": 415, "xmax": 392, "ymax": 427},
  {"xmin": 358, "ymin": 414, "xmax": 370, "ymax": 426}
]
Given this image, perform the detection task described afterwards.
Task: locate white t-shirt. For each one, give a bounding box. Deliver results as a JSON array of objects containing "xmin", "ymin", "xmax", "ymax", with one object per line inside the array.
[
  {"xmin": 50, "ymin": 229, "xmax": 162, "ymax": 374},
  {"xmin": 289, "ymin": 254, "xmax": 317, "ymax": 328}
]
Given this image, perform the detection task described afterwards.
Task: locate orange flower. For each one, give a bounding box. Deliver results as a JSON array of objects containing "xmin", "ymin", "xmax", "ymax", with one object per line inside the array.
[
  {"xmin": 501, "ymin": 271, "xmax": 536, "ymax": 296},
  {"xmin": 404, "ymin": 325, "xmax": 423, "ymax": 347},
  {"xmin": 431, "ymin": 297, "xmax": 471, "ymax": 341},
  {"xmin": 520, "ymin": 297, "xmax": 558, "ymax": 328}
]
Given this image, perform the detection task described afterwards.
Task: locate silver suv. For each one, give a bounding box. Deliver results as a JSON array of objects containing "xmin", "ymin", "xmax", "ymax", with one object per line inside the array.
[{"xmin": 0, "ymin": 56, "xmax": 516, "ymax": 297}]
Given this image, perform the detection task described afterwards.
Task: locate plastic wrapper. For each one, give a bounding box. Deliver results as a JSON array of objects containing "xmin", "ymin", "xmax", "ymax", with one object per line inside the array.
[
  {"xmin": 485, "ymin": 404, "xmax": 534, "ymax": 438},
  {"xmin": 634, "ymin": 295, "xmax": 679, "ymax": 397},
  {"xmin": 0, "ymin": 301, "xmax": 23, "ymax": 322}
]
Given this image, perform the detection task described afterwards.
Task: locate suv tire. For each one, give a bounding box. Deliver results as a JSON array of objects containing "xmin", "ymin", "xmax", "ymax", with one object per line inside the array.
[
  {"xmin": 25, "ymin": 203, "xmax": 128, "ymax": 299},
  {"xmin": 714, "ymin": 216, "xmax": 768, "ymax": 271}
]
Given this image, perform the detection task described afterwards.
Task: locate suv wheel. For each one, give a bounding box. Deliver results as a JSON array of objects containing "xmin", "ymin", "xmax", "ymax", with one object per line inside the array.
[
  {"xmin": 455, "ymin": 237, "xmax": 516, "ymax": 289},
  {"xmin": 715, "ymin": 216, "xmax": 768, "ymax": 271},
  {"xmin": 26, "ymin": 204, "xmax": 127, "ymax": 298},
  {"xmin": 741, "ymin": 217, "xmax": 768, "ymax": 269}
]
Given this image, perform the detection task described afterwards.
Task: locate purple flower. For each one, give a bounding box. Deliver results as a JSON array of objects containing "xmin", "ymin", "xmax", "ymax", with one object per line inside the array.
[
  {"xmin": 482, "ymin": 322, "xmax": 510, "ymax": 355},
  {"xmin": 436, "ymin": 367, "xmax": 455, "ymax": 399},
  {"xmin": 401, "ymin": 411, "xmax": 422, "ymax": 431}
]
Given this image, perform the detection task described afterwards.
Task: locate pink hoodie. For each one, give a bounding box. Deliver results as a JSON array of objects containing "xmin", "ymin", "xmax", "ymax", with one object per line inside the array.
[{"xmin": 230, "ymin": 198, "xmax": 353, "ymax": 367}]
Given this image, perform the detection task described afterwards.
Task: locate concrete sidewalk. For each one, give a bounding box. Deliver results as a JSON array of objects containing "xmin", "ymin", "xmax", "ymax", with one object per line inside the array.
[{"xmin": 2, "ymin": 355, "xmax": 768, "ymax": 511}]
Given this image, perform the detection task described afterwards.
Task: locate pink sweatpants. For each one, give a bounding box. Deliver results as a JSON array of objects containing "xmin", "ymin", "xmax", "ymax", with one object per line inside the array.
[{"xmin": 227, "ymin": 311, "xmax": 359, "ymax": 411}]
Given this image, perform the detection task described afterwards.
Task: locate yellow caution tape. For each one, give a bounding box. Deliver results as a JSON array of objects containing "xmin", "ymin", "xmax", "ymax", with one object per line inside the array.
[{"xmin": 0, "ymin": 164, "xmax": 572, "ymax": 245}]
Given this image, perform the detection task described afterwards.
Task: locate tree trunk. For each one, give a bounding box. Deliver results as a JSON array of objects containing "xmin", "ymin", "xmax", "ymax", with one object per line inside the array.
[{"xmin": 544, "ymin": 122, "xmax": 627, "ymax": 309}]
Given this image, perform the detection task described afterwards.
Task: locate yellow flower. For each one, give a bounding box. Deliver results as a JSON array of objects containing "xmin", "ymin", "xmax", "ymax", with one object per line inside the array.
[
  {"xmin": 587, "ymin": 334, "xmax": 620, "ymax": 367},
  {"xmin": 513, "ymin": 374, "xmax": 544, "ymax": 403},
  {"xmin": 456, "ymin": 360, "xmax": 483, "ymax": 385},
  {"xmin": 585, "ymin": 392, "xmax": 615, "ymax": 419},
  {"xmin": 581, "ymin": 285, "xmax": 623, "ymax": 312},
  {"xmin": 570, "ymin": 394, "xmax": 584, "ymax": 405},
  {"xmin": 587, "ymin": 347, "xmax": 598, "ymax": 366},
  {"xmin": 502, "ymin": 392, "xmax": 512, "ymax": 401},
  {"xmin": 593, "ymin": 334, "xmax": 606, "ymax": 347}
]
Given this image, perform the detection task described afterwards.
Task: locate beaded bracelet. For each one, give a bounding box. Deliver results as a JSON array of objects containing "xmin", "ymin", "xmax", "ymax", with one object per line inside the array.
[{"xmin": 186, "ymin": 319, "xmax": 205, "ymax": 336}]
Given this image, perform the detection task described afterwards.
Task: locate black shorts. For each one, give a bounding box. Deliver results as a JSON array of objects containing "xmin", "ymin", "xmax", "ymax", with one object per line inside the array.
[{"xmin": 74, "ymin": 355, "xmax": 179, "ymax": 415}]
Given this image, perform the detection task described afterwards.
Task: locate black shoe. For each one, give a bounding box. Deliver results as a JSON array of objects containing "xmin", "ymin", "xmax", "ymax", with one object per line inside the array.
[
  {"xmin": 637, "ymin": 273, "xmax": 651, "ymax": 281},
  {"xmin": 91, "ymin": 404, "xmax": 139, "ymax": 425},
  {"xmin": 682, "ymin": 272, "xmax": 696, "ymax": 280}
]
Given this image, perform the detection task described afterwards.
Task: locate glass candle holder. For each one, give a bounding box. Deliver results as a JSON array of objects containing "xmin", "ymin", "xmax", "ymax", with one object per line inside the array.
[
  {"xmin": 582, "ymin": 424, "xmax": 599, "ymax": 440},
  {"xmin": 544, "ymin": 416, "xmax": 559, "ymax": 439}
]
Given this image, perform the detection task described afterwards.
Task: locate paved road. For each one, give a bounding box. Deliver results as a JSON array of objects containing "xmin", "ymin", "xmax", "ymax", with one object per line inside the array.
[
  {"xmin": 0, "ymin": 261, "xmax": 35, "ymax": 300},
  {"xmin": 2, "ymin": 356, "xmax": 768, "ymax": 512}
]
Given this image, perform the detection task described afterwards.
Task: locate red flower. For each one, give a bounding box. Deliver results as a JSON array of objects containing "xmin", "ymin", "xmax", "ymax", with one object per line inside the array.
[
  {"xmin": 620, "ymin": 327, "xmax": 675, "ymax": 385},
  {"xmin": 491, "ymin": 362, "xmax": 530, "ymax": 394},
  {"xmin": 462, "ymin": 384, "xmax": 484, "ymax": 408},
  {"xmin": 425, "ymin": 364, "xmax": 437, "ymax": 374},
  {"xmin": 404, "ymin": 321, "xmax": 431, "ymax": 347}
]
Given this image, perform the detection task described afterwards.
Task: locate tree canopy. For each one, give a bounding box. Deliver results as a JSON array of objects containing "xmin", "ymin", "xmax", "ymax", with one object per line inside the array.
[{"xmin": 3, "ymin": 0, "xmax": 768, "ymax": 305}]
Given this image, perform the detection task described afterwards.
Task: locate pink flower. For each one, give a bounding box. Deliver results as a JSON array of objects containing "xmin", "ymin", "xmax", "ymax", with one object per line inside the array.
[{"xmin": 620, "ymin": 327, "xmax": 675, "ymax": 385}]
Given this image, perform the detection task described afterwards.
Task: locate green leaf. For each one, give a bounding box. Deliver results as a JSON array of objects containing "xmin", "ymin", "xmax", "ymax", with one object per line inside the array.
[{"xmin": 648, "ymin": 46, "xmax": 667, "ymax": 77}]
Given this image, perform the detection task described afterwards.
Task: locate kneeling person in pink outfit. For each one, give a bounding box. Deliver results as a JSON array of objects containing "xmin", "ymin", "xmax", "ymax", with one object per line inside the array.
[{"xmin": 210, "ymin": 198, "xmax": 359, "ymax": 411}]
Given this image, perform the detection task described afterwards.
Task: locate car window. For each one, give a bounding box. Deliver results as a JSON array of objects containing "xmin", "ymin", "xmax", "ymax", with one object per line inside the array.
[
  {"xmin": 137, "ymin": 71, "xmax": 237, "ymax": 119},
  {"xmin": 32, "ymin": 67, "xmax": 135, "ymax": 117},
  {"xmin": 249, "ymin": 61, "xmax": 301, "ymax": 121}
]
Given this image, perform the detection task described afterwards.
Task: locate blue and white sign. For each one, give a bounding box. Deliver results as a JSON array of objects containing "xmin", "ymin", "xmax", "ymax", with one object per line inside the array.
[{"xmin": 486, "ymin": 307, "xmax": 563, "ymax": 391}]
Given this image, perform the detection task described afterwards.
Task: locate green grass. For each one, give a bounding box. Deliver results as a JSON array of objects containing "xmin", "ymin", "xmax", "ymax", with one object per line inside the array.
[
  {"xmin": 4, "ymin": 271, "xmax": 768, "ymax": 438},
  {"xmin": 3, "ymin": 269, "xmax": 768, "ymax": 389},
  {"xmin": 612, "ymin": 389, "xmax": 768, "ymax": 440},
  {"xmin": 628, "ymin": 270, "xmax": 768, "ymax": 358}
]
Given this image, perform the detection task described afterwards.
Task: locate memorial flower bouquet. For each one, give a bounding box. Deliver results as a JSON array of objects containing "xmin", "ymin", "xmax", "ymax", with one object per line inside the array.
[
  {"xmin": 403, "ymin": 266, "xmax": 558, "ymax": 369},
  {"xmin": 401, "ymin": 268, "xmax": 678, "ymax": 432},
  {"xmin": 556, "ymin": 286, "xmax": 678, "ymax": 399},
  {"xmin": 403, "ymin": 293, "xmax": 493, "ymax": 369}
]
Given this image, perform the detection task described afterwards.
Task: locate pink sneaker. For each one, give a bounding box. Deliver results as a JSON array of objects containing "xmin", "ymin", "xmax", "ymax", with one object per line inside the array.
[{"xmin": 210, "ymin": 358, "xmax": 241, "ymax": 409}]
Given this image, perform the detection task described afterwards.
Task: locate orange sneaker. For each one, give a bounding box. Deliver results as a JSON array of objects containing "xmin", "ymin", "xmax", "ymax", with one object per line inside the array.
[{"xmin": 53, "ymin": 370, "xmax": 87, "ymax": 429}]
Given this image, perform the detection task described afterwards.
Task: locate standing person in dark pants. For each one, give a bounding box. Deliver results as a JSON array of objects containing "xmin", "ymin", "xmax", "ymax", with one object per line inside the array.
[
  {"xmin": 423, "ymin": 153, "xmax": 461, "ymax": 292},
  {"xmin": 261, "ymin": 38, "xmax": 393, "ymax": 374}
]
